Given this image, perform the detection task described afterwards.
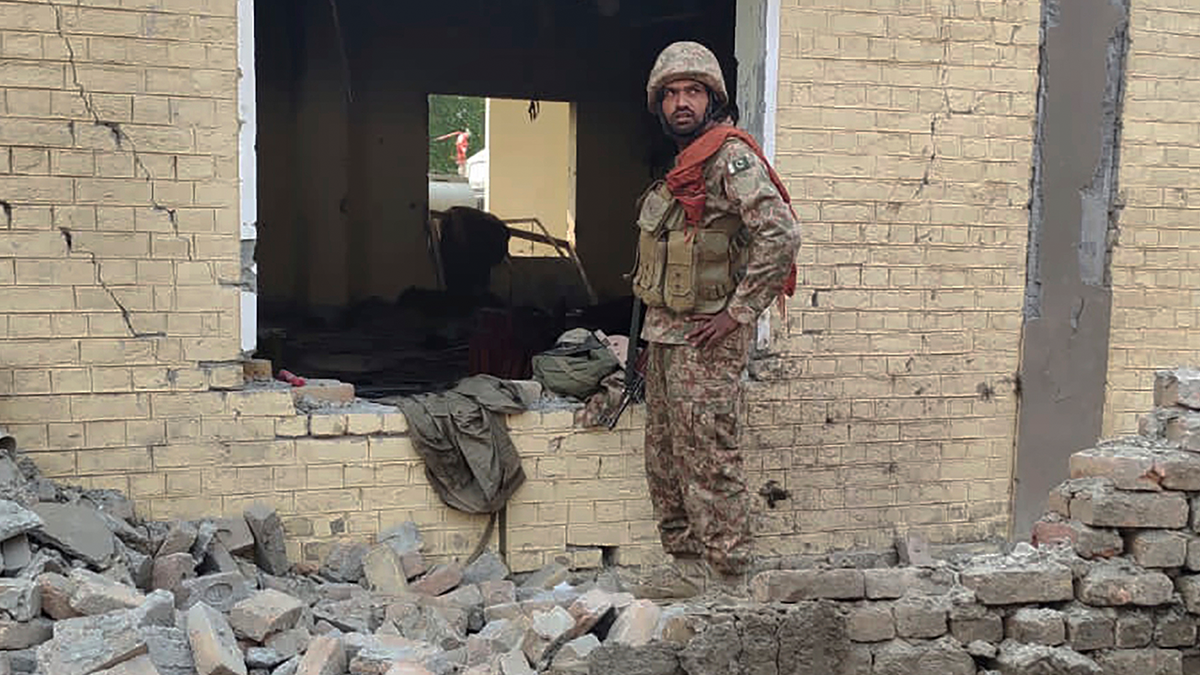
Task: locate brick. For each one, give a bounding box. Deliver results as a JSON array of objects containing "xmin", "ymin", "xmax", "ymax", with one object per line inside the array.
[
  {"xmin": 226, "ymin": 390, "xmax": 294, "ymax": 416},
  {"xmin": 308, "ymin": 414, "xmax": 347, "ymax": 437},
  {"xmin": 1005, "ymin": 608, "xmax": 1065, "ymax": 646},
  {"xmin": 186, "ymin": 602, "xmax": 246, "ymax": 675},
  {"xmin": 607, "ymin": 600, "xmax": 661, "ymax": 648},
  {"xmin": 293, "ymin": 380, "xmax": 354, "ymax": 406},
  {"xmin": 411, "ymin": 563, "xmax": 463, "ymax": 597},
  {"xmin": 872, "ymin": 639, "xmax": 975, "ymax": 675},
  {"xmin": 1031, "ymin": 517, "xmax": 1123, "ymax": 560},
  {"xmin": 178, "ymin": 573, "xmax": 252, "ymax": 614},
  {"xmin": 1066, "ymin": 479, "xmax": 1188, "ymax": 529},
  {"xmin": 1079, "ymin": 561, "xmax": 1174, "ymax": 607},
  {"xmin": 370, "ymin": 436, "xmax": 416, "ymax": 461},
  {"xmin": 295, "ymin": 437, "xmax": 367, "ymax": 464},
  {"xmin": 68, "ymin": 568, "xmax": 144, "ymax": 616},
  {"xmin": 363, "ymin": 545, "xmax": 407, "ymax": 596},
  {"xmin": 1131, "ymin": 530, "xmax": 1189, "ymax": 568},
  {"xmin": 1155, "ymin": 608, "xmax": 1195, "ymax": 649},
  {"xmin": 151, "ymin": 552, "xmax": 196, "ymax": 596},
  {"xmin": 295, "ymin": 635, "xmax": 346, "ymax": 675},
  {"xmin": 863, "ymin": 567, "xmax": 955, "ymax": 599},
  {"xmin": 750, "ymin": 569, "xmax": 865, "ymax": 602},
  {"xmin": 894, "ymin": 595, "xmax": 949, "ymax": 639},
  {"xmin": 848, "ymin": 604, "xmax": 895, "ymax": 642},
  {"xmin": 1093, "ymin": 649, "xmax": 1183, "ymax": 675},
  {"xmin": 228, "ymin": 589, "xmax": 305, "ymax": 642},
  {"xmin": 1155, "ymin": 369, "xmax": 1200, "ymax": 409},
  {"xmin": 994, "ymin": 642, "xmax": 1106, "ymax": 675},
  {"xmin": 523, "ymin": 606, "xmax": 574, "ymax": 664},
  {"xmin": 959, "ymin": 558, "xmax": 1073, "ymax": 605},
  {"xmin": 345, "ymin": 413, "xmax": 383, "ymax": 435},
  {"xmin": 35, "ymin": 611, "xmax": 148, "ymax": 675},
  {"xmin": 1065, "ymin": 606, "xmax": 1115, "ymax": 651}
]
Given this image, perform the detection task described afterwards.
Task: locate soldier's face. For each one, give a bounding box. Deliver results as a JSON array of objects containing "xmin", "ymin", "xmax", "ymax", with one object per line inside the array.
[{"xmin": 660, "ymin": 79, "xmax": 709, "ymax": 136}]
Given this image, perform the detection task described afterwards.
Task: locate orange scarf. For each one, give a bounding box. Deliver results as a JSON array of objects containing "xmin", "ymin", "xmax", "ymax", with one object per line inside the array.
[{"xmin": 665, "ymin": 125, "xmax": 798, "ymax": 299}]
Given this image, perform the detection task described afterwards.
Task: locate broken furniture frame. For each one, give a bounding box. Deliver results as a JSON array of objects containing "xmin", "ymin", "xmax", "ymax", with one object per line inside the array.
[{"xmin": 426, "ymin": 210, "xmax": 597, "ymax": 305}]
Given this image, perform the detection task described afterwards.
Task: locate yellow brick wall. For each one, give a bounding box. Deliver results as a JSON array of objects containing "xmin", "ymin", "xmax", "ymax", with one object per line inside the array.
[
  {"xmin": 0, "ymin": 0, "xmax": 244, "ymax": 502},
  {"xmin": 766, "ymin": 0, "xmax": 1040, "ymax": 550},
  {"xmin": 1102, "ymin": 0, "xmax": 1200, "ymax": 436},
  {"xmin": 1, "ymin": 0, "xmax": 1044, "ymax": 571}
]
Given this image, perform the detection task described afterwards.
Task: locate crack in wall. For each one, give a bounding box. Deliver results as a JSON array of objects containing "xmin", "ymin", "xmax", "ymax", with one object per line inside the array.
[
  {"xmin": 41, "ymin": 0, "xmax": 190, "ymax": 341},
  {"xmin": 50, "ymin": 0, "xmax": 188, "ymax": 250},
  {"xmin": 908, "ymin": 18, "xmax": 981, "ymax": 203},
  {"xmin": 59, "ymin": 228, "xmax": 165, "ymax": 339},
  {"xmin": 0, "ymin": 201, "xmax": 11, "ymax": 228}
]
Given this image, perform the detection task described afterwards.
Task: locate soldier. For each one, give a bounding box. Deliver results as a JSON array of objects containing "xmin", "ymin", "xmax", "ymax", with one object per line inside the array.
[{"xmin": 631, "ymin": 41, "xmax": 801, "ymax": 581}]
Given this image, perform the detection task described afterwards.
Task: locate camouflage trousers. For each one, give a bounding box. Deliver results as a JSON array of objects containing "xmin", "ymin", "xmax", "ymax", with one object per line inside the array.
[{"xmin": 642, "ymin": 323, "xmax": 753, "ymax": 575}]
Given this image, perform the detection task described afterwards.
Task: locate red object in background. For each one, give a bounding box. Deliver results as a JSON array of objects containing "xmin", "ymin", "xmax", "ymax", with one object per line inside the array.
[
  {"xmin": 433, "ymin": 129, "xmax": 473, "ymax": 170},
  {"xmin": 277, "ymin": 370, "xmax": 306, "ymax": 387},
  {"xmin": 469, "ymin": 309, "xmax": 534, "ymax": 381}
]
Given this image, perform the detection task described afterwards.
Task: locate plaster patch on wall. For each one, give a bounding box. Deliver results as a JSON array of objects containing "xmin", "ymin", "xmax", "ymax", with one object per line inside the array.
[{"xmin": 1077, "ymin": 0, "xmax": 1130, "ymax": 288}]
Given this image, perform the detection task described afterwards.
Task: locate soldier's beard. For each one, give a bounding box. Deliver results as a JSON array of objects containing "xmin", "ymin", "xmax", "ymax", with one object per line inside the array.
[{"xmin": 659, "ymin": 111, "xmax": 714, "ymax": 145}]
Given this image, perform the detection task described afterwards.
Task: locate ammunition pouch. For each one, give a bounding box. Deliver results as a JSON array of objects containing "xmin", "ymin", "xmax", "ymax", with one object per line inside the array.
[{"xmin": 630, "ymin": 181, "xmax": 747, "ymax": 314}]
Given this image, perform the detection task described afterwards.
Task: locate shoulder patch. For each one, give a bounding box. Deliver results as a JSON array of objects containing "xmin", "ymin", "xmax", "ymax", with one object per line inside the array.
[{"xmin": 727, "ymin": 155, "xmax": 753, "ymax": 176}]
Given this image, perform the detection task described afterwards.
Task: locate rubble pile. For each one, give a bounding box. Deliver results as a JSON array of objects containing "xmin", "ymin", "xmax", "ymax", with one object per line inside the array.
[
  {"xmin": 0, "ymin": 431, "xmax": 708, "ymax": 675},
  {"xmin": 10, "ymin": 368, "xmax": 1200, "ymax": 674}
]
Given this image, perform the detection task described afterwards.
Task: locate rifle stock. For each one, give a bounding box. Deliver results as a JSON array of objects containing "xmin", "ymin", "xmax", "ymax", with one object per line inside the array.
[{"xmin": 603, "ymin": 296, "xmax": 645, "ymax": 430}]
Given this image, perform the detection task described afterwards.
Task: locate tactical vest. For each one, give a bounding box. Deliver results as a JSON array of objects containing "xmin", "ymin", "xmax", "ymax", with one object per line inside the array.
[{"xmin": 630, "ymin": 180, "xmax": 749, "ymax": 314}]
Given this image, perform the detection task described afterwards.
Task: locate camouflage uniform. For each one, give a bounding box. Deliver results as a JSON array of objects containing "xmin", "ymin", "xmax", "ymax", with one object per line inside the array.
[{"xmin": 639, "ymin": 43, "xmax": 802, "ymax": 576}]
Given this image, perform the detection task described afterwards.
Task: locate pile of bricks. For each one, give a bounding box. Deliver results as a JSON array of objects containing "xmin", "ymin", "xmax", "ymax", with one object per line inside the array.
[
  {"xmin": 1140, "ymin": 368, "xmax": 1200, "ymax": 451},
  {"xmin": 0, "ymin": 429, "xmax": 703, "ymax": 675},
  {"xmin": 14, "ymin": 368, "xmax": 1200, "ymax": 674},
  {"xmin": 602, "ymin": 368, "xmax": 1200, "ymax": 675}
]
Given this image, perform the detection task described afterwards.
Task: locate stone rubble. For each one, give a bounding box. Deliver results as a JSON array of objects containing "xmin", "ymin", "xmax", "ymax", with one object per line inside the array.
[{"xmin": 7, "ymin": 368, "xmax": 1200, "ymax": 673}]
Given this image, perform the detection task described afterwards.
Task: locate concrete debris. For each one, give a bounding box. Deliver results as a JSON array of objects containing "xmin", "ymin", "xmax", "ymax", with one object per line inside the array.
[
  {"xmin": 411, "ymin": 564, "xmax": 464, "ymax": 597},
  {"xmin": 0, "ymin": 502, "xmax": 42, "ymax": 542},
  {"xmin": 5, "ymin": 375, "xmax": 1200, "ymax": 673},
  {"xmin": 178, "ymin": 572, "xmax": 253, "ymax": 613},
  {"xmin": 463, "ymin": 552, "xmax": 510, "ymax": 587},
  {"xmin": 244, "ymin": 504, "xmax": 291, "ymax": 576},
  {"xmin": 30, "ymin": 502, "xmax": 117, "ymax": 567},
  {"xmin": 68, "ymin": 567, "xmax": 145, "ymax": 616},
  {"xmin": 319, "ymin": 542, "xmax": 369, "ymax": 583},
  {"xmin": 227, "ymin": 589, "xmax": 305, "ymax": 641},
  {"xmin": 187, "ymin": 602, "xmax": 247, "ymax": 675},
  {"xmin": 363, "ymin": 545, "xmax": 408, "ymax": 595},
  {"xmin": 36, "ymin": 611, "xmax": 148, "ymax": 675},
  {"xmin": 380, "ymin": 522, "xmax": 424, "ymax": 555},
  {"xmin": 995, "ymin": 640, "xmax": 1101, "ymax": 675}
]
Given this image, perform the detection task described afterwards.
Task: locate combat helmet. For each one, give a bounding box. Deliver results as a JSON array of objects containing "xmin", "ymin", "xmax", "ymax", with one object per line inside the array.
[{"xmin": 646, "ymin": 41, "xmax": 728, "ymax": 112}]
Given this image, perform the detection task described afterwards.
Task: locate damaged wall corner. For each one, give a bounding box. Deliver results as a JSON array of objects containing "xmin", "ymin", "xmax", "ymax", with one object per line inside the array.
[{"xmin": 1013, "ymin": 0, "xmax": 1131, "ymax": 541}]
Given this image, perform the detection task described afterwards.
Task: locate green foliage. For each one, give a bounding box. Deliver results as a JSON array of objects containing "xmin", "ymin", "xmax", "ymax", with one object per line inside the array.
[{"xmin": 428, "ymin": 94, "xmax": 486, "ymax": 175}]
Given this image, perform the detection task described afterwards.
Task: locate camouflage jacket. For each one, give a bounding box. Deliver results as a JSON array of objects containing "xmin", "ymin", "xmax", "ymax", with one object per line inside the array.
[{"xmin": 641, "ymin": 137, "xmax": 801, "ymax": 345}]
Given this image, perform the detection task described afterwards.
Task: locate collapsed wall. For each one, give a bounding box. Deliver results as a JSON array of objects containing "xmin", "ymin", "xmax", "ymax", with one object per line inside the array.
[{"xmin": 2, "ymin": 369, "xmax": 1200, "ymax": 674}]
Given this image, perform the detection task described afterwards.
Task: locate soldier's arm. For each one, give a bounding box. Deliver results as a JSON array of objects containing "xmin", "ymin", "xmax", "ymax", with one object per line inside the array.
[{"xmin": 721, "ymin": 146, "xmax": 801, "ymax": 325}]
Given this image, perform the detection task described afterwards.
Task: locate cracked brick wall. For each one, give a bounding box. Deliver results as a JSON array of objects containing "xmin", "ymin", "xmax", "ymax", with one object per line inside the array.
[
  {"xmin": 0, "ymin": 0, "xmax": 245, "ymax": 471},
  {"xmin": 0, "ymin": 0, "xmax": 1089, "ymax": 569}
]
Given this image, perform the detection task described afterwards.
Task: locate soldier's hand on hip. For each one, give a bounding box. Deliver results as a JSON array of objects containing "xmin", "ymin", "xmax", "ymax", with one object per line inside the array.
[{"xmin": 687, "ymin": 310, "xmax": 739, "ymax": 350}]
